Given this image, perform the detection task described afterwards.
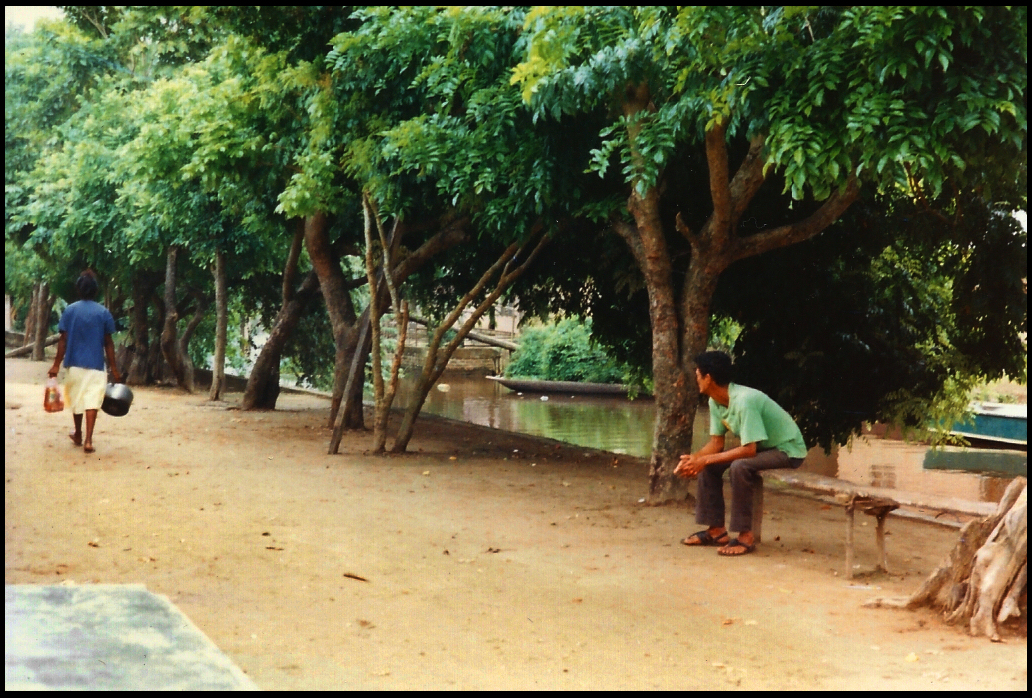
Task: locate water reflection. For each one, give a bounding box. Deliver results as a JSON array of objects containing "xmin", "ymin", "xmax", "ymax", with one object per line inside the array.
[
  {"xmin": 392, "ymin": 372, "xmax": 1013, "ymax": 503},
  {"xmin": 394, "ymin": 372, "xmax": 712, "ymax": 457}
]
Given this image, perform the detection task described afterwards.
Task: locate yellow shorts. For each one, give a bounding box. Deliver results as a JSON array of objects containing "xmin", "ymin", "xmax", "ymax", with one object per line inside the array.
[{"xmin": 64, "ymin": 366, "xmax": 107, "ymax": 414}]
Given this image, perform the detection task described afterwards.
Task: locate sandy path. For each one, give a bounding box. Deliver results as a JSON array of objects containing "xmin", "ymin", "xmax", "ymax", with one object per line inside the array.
[{"xmin": 5, "ymin": 358, "xmax": 1026, "ymax": 689}]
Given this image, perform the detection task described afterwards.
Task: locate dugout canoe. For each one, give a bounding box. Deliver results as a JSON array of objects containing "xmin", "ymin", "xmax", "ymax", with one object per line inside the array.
[{"xmin": 486, "ymin": 375, "xmax": 633, "ymax": 396}]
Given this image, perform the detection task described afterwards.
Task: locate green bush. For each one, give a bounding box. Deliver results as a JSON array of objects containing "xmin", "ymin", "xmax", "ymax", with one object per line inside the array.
[{"xmin": 506, "ymin": 318, "xmax": 629, "ymax": 384}]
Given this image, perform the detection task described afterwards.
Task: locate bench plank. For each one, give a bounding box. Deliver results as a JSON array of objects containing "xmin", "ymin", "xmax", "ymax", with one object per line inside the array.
[
  {"xmin": 754, "ymin": 468, "xmax": 996, "ymax": 578},
  {"xmin": 762, "ymin": 469, "xmax": 997, "ymax": 518}
]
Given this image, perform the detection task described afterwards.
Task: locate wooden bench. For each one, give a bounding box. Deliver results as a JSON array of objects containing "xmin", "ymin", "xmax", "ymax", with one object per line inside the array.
[{"xmin": 751, "ymin": 470, "xmax": 998, "ymax": 578}]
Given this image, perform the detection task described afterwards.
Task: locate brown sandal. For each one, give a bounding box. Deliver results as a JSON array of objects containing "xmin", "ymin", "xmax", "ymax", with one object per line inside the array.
[
  {"xmin": 717, "ymin": 538, "xmax": 756, "ymax": 556},
  {"xmin": 681, "ymin": 529, "xmax": 730, "ymax": 546}
]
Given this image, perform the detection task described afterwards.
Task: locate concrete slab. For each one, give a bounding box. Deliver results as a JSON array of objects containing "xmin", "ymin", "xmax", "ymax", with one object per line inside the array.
[{"xmin": 5, "ymin": 584, "xmax": 257, "ymax": 690}]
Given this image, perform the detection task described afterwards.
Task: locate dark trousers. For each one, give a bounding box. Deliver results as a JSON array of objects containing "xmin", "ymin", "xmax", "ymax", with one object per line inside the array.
[{"xmin": 695, "ymin": 449, "xmax": 803, "ymax": 532}]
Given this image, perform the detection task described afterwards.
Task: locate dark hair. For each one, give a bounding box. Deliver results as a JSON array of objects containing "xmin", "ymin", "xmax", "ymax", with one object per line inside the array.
[
  {"xmin": 694, "ymin": 351, "xmax": 733, "ymax": 386},
  {"xmin": 75, "ymin": 270, "xmax": 99, "ymax": 300}
]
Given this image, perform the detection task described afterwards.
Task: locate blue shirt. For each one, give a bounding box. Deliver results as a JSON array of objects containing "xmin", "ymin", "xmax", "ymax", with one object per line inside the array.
[{"xmin": 59, "ymin": 300, "xmax": 116, "ymax": 371}]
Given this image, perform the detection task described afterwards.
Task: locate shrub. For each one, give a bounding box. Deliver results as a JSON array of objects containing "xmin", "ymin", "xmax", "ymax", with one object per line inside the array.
[{"xmin": 506, "ymin": 318, "xmax": 629, "ymax": 384}]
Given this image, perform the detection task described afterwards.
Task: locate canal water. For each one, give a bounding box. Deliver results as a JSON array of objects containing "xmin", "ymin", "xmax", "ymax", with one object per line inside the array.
[{"xmin": 393, "ymin": 372, "xmax": 1018, "ymax": 504}]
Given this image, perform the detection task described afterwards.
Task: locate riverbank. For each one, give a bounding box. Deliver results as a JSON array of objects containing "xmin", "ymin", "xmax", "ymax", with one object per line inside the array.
[{"xmin": 5, "ymin": 357, "xmax": 1026, "ymax": 689}]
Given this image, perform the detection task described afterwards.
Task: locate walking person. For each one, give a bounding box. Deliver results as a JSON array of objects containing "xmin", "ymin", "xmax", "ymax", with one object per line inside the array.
[
  {"xmin": 47, "ymin": 270, "xmax": 123, "ymax": 454},
  {"xmin": 674, "ymin": 351, "xmax": 807, "ymax": 555}
]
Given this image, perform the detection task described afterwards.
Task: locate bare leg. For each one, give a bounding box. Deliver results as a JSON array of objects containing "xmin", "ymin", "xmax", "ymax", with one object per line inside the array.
[
  {"xmin": 83, "ymin": 409, "xmax": 98, "ymax": 453},
  {"xmin": 71, "ymin": 413, "xmax": 83, "ymax": 446}
]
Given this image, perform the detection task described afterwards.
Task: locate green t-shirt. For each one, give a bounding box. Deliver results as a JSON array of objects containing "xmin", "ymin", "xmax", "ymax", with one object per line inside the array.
[{"xmin": 709, "ymin": 383, "xmax": 808, "ymax": 459}]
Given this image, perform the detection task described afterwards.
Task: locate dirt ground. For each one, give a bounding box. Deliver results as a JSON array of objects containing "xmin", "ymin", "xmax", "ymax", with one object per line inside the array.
[{"xmin": 5, "ymin": 357, "xmax": 1027, "ymax": 690}]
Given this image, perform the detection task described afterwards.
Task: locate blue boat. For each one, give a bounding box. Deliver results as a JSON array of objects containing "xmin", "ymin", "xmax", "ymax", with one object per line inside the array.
[
  {"xmin": 950, "ymin": 403, "xmax": 1027, "ymax": 447},
  {"xmin": 924, "ymin": 403, "xmax": 1027, "ymax": 477}
]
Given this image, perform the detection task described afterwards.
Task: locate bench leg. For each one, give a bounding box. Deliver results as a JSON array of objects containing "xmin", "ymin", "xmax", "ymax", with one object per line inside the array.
[
  {"xmin": 751, "ymin": 477, "xmax": 764, "ymax": 544},
  {"xmin": 875, "ymin": 512, "xmax": 889, "ymax": 573},
  {"xmin": 845, "ymin": 505, "xmax": 856, "ymax": 579}
]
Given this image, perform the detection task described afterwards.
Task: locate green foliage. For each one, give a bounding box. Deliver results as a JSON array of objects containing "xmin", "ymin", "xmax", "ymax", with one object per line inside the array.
[
  {"xmin": 717, "ymin": 196, "xmax": 1027, "ymax": 450},
  {"xmin": 514, "ymin": 7, "xmax": 1027, "ymax": 202},
  {"xmin": 506, "ymin": 318, "xmax": 630, "ymax": 384}
]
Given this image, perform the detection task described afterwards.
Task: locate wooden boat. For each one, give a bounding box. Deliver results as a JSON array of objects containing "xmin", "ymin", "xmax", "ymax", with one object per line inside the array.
[
  {"xmin": 924, "ymin": 403, "xmax": 1027, "ymax": 477},
  {"xmin": 486, "ymin": 375, "xmax": 633, "ymax": 396},
  {"xmin": 949, "ymin": 403, "xmax": 1027, "ymax": 447}
]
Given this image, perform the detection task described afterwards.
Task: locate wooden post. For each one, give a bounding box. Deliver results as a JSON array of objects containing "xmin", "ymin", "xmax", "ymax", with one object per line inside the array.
[
  {"xmin": 845, "ymin": 499, "xmax": 856, "ymax": 579},
  {"xmin": 875, "ymin": 510, "xmax": 889, "ymax": 572},
  {"xmin": 751, "ymin": 477, "xmax": 765, "ymax": 543}
]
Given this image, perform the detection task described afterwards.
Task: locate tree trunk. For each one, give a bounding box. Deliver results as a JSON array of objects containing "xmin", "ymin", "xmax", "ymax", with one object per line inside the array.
[
  {"xmin": 363, "ymin": 196, "xmax": 409, "ymax": 453},
  {"xmin": 22, "ymin": 282, "xmax": 39, "ymax": 349},
  {"xmin": 159, "ymin": 245, "xmax": 192, "ymax": 392},
  {"xmin": 364, "ymin": 201, "xmax": 388, "ymax": 452},
  {"xmin": 126, "ymin": 273, "xmax": 154, "ymax": 385},
  {"xmin": 242, "ymin": 222, "xmax": 313, "ymax": 410},
  {"xmin": 242, "ymin": 270, "xmax": 320, "ymax": 410},
  {"xmin": 209, "ymin": 249, "xmax": 228, "ymax": 401},
  {"xmin": 622, "ymin": 188, "xmax": 698, "ymax": 503},
  {"xmin": 866, "ymin": 477, "xmax": 1027, "ymax": 641},
  {"xmin": 959, "ymin": 483, "xmax": 1027, "ymax": 640},
  {"xmin": 176, "ymin": 292, "xmax": 208, "ymax": 394},
  {"xmin": 31, "ymin": 282, "xmax": 56, "ymax": 362},
  {"xmin": 618, "ymin": 86, "xmax": 695, "ymax": 502},
  {"xmin": 148, "ymin": 295, "xmax": 167, "ymax": 383},
  {"xmin": 303, "ymin": 213, "xmax": 364, "ymax": 429}
]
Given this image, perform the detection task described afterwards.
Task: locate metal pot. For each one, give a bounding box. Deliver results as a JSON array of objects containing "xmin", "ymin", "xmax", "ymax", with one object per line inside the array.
[{"xmin": 102, "ymin": 382, "xmax": 134, "ymax": 417}]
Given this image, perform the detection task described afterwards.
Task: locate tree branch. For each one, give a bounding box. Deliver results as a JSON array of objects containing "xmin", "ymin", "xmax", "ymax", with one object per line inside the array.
[
  {"xmin": 728, "ymin": 133, "xmax": 768, "ymax": 229},
  {"xmin": 282, "ymin": 219, "xmax": 305, "ymax": 304},
  {"xmin": 730, "ymin": 178, "xmax": 860, "ymax": 262},
  {"xmin": 436, "ymin": 231, "xmax": 549, "ymax": 375},
  {"xmin": 612, "ymin": 217, "xmax": 647, "ymax": 269},
  {"xmin": 705, "ymin": 120, "xmax": 732, "ymax": 239},
  {"xmin": 391, "ymin": 216, "xmax": 469, "ymax": 284},
  {"xmin": 674, "ymin": 212, "xmax": 697, "ymax": 243}
]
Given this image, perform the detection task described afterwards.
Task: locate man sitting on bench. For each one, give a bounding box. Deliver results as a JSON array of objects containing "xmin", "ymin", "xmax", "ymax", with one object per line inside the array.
[{"xmin": 674, "ymin": 351, "xmax": 807, "ymax": 556}]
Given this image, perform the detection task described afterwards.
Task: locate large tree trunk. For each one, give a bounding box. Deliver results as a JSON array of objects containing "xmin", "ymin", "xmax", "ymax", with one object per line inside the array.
[
  {"xmin": 209, "ymin": 249, "xmax": 229, "ymax": 401},
  {"xmin": 866, "ymin": 477, "xmax": 1027, "ymax": 641},
  {"xmin": 159, "ymin": 245, "xmax": 193, "ymax": 392},
  {"xmin": 617, "ymin": 86, "xmax": 694, "ymax": 502},
  {"xmin": 614, "ymin": 193, "xmax": 694, "ymax": 503},
  {"xmin": 303, "ymin": 213, "xmax": 364, "ymax": 429}
]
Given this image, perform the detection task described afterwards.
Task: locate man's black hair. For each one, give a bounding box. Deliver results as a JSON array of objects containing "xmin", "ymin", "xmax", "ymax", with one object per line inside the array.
[
  {"xmin": 694, "ymin": 351, "xmax": 733, "ymax": 386},
  {"xmin": 75, "ymin": 270, "xmax": 99, "ymax": 300}
]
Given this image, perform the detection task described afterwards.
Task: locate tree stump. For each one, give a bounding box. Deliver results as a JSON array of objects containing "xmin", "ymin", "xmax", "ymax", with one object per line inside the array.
[{"xmin": 865, "ymin": 476, "xmax": 1027, "ymax": 641}]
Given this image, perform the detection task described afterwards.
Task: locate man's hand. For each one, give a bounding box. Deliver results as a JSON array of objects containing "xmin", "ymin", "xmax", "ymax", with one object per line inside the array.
[
  {"xmin": 47, "ymin": 365, "xmax": 60, "ymax": 379},
  {"xmin": 674, "ymin": 453, "xmax": 710, "ymax": 479}
]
